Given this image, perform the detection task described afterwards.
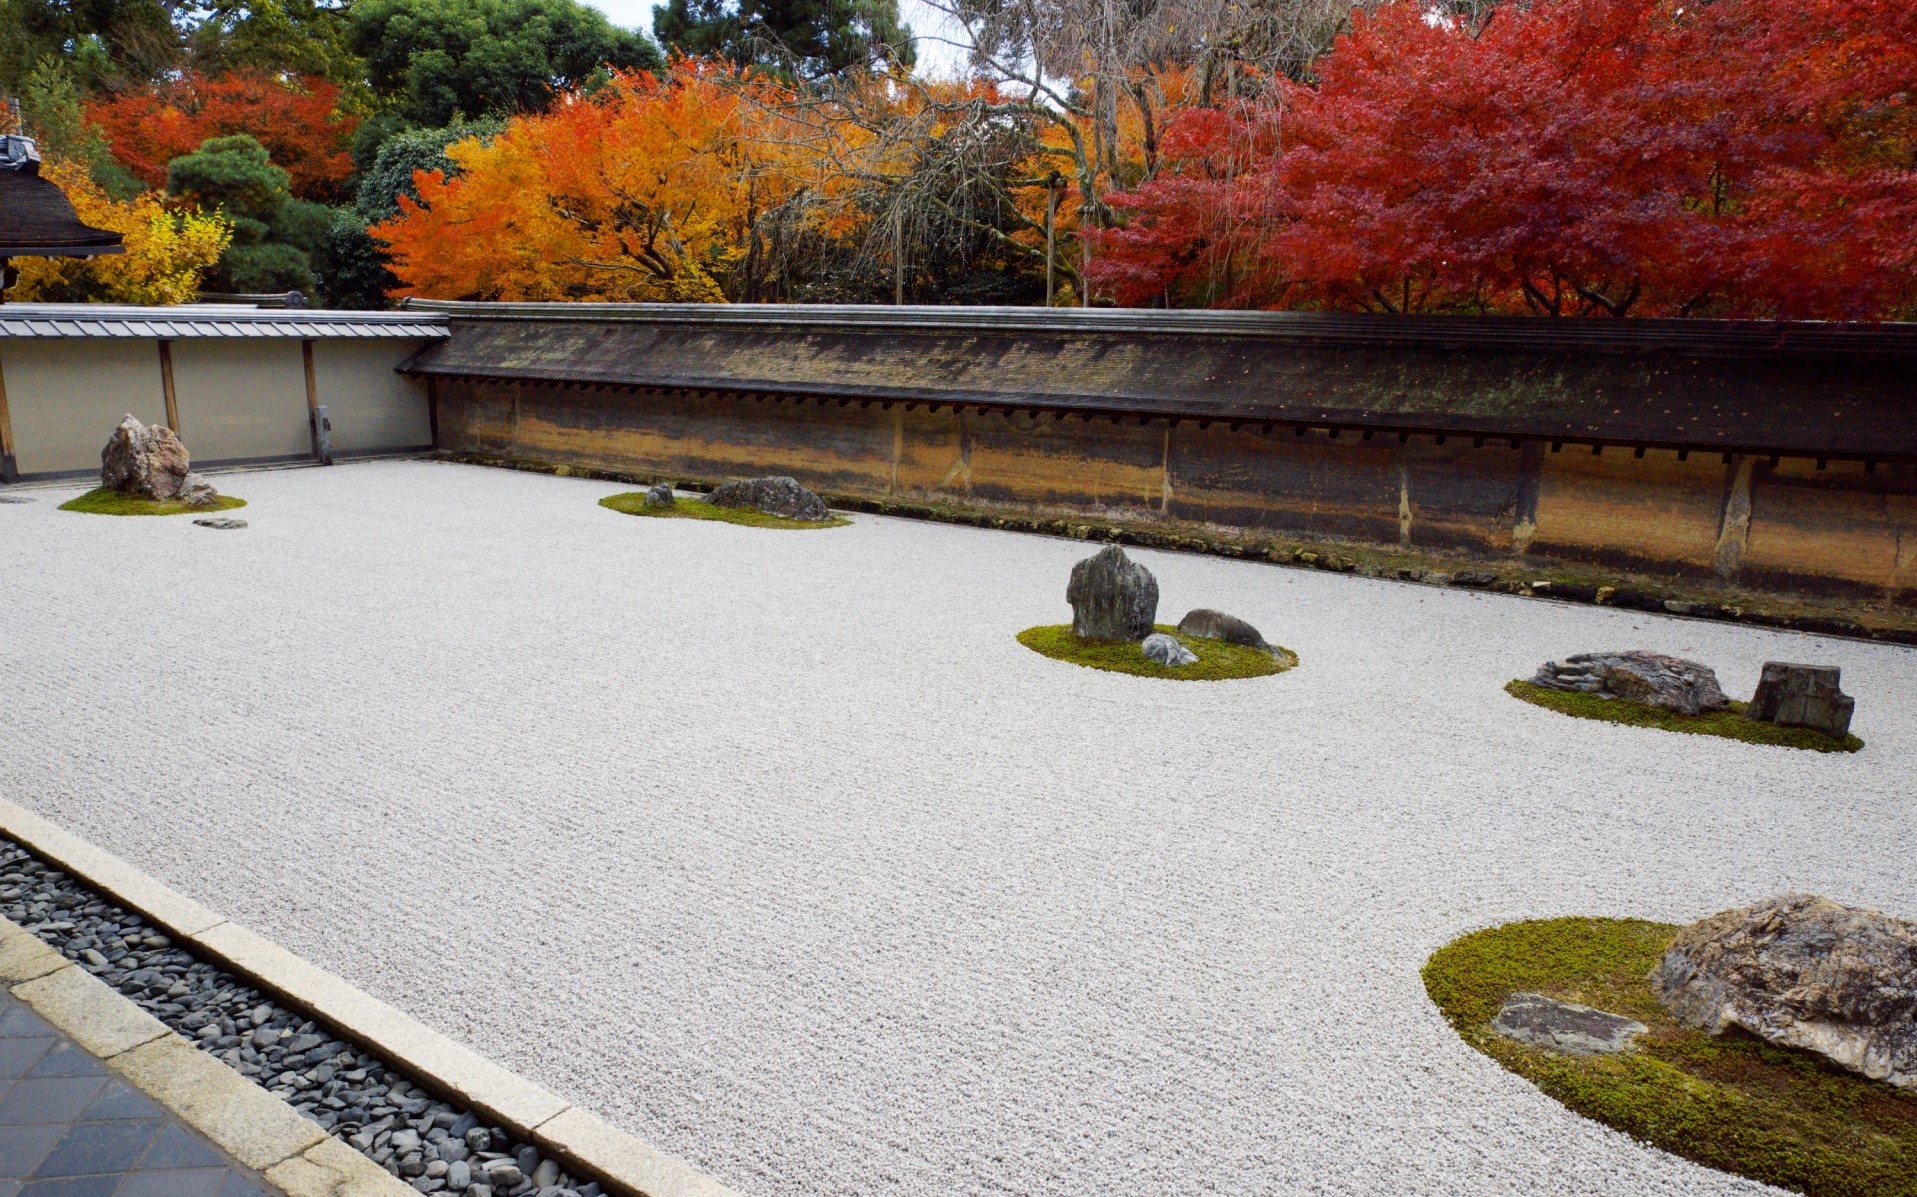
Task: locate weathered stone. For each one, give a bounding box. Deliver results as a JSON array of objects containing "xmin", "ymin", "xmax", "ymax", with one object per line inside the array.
[
  {"xmin": 1140, "ymin": 632, "xmax": 1197, "ymax": 667},
  {"xmin": 643, "ymin": 483, "xmax": 676, "ymax": 507},
  {"xmin": 1492, "ymin": 992, "xmax": 1647, "ymax": 1055},
  {"xmin": 1176, "ymin": 608, "xmax": 1269, "ymax": 651},
  {"xmin": 0, "ymin": 495, "xmax": 32, "ymax": 504},
  {"xmin": 1529, "ymin": 650, "xmax": 1729, "ymax": 715},
  {"xmin": 705, "ymin": 476, "xmax": 830, "ymax": 521},
  {"xmin": 1451, "ymin": 570, "xmax": 1499, "ymax": 589},
  {"xmin": 193, "ymin": 518, "xmax": 247, "ymax": 530},
  {"xmin": 1066, "ymin": 546, "xmax": 1157, "ymax": 641},
  {"xmin": 1746, "ymin": 662, "xmax": 1855, "ymax": 739},
  {"xmin": 99, "ymin": 414, "xmax": 219, "ymax": 505},
  {"xmin": 1652, "ymin": 893, "xmax": 1917, "ymax": 1089}
]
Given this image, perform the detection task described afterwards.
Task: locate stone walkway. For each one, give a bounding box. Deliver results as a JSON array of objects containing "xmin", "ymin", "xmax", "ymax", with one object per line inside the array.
[{"xmin": 0, "ymin": 993, "xmax": 274, "ymax": 1197}]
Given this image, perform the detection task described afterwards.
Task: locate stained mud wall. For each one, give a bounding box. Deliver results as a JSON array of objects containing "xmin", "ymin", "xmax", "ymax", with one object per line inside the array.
[{"xmin": 432, "ymin": 378, "xmax": 1917, "ymax": 605}]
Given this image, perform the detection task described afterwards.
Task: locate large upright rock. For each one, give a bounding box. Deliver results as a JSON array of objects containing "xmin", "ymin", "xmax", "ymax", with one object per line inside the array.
[
  {"xmin": 1066, "ymin": 546, "xmax": 1158, "ymax": 641},
  {"xmin": 705, "ymin": 476, "xmax": 830, "ymax": 521},
  {"xmin": 1529, "ymin": 650, "xmax": 1729, "ymax": 715},
  {"xmin": 1652, "ymin": 893, "xmax": 1917, "ymax": 1089},
  {"xmin": 100, "ymin": 414, "xmax": 218, "ymax": 505},
  {"xmin": 1747, "ymin": 662, "xmax": 1855, "ymax": 739}
]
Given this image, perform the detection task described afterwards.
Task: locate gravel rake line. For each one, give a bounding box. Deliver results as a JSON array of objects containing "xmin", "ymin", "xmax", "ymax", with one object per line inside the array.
[{"xmin": 0, "ymin": 837, "xmax": 601, "ymax": 1197}]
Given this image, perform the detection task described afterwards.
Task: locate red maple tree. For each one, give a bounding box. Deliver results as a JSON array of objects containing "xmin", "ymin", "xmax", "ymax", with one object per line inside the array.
[
  {"xmin": 1093, "ymin": 0, "xmax": 1917, "ymax": 319},
  {"xmin": 86, "ymin": 71, "xmax": 359, "ymax": 202}
]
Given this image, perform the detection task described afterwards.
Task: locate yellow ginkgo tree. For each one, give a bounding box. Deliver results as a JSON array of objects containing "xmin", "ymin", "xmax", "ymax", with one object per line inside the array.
[{"xmin": 11, "ymin": 158, "xmax": 232, "ymax": 305}]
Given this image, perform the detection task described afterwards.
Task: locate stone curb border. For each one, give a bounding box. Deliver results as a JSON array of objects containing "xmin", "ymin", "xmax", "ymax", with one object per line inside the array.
[
  {"xmin": 0, "ymin": 799, "xmax": 743, "ymax": 1197},
  {"xmin": 0, "ymin": 913, "xmax": 406, "ymax": 1197}
]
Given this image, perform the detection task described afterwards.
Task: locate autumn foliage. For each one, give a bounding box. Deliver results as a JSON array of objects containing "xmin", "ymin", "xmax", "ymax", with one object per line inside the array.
[
  {"xmin": 375, "ymin": 65, "xmax": 849, "ymax": 302},
  {"xmin": 85, "ymin": 71, "xmax": 359, "ymax": 202},
  {"xmin": 10, "ymin": 159, "xmax": 232, "ymax": 305},
  {"xmin": 1092, "ymin": 0, "xmax": 1917, "ymax": 319}
]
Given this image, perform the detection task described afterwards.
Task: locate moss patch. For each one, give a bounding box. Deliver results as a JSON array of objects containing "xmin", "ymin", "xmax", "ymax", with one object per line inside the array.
[
  {"xmin": 600, "ymin": 492, "xmax": 849, "ymax": 529},
  {"xmin": 1017, "ymin": 624, "xmax": 1296, "ymax": 681},
  {"xmin": 1505, "ymin": 679, "xmax": 1861, "ymax": 753},
  {"xmin": 1425, "ymin": 917, "xmax": 1917, "ymax": 1196},
  {"xmin": 58, "ymin": 488, "xmax": 247, "ymax": 517}
]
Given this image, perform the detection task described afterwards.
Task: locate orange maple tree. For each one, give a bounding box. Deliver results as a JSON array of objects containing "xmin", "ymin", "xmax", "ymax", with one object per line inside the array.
[
  {"xmin": 86, "ymin": 71, "xmax": 359, "ymax": 202},
  {"xmin": 375, "ymin": 64, "xmax": 820, "ymax": 302}
]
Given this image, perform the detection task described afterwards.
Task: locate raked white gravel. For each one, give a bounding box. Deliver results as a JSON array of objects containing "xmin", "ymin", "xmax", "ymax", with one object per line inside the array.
[{"xmin": 3, "ymin": 459, "xmax": 1913, "ymax": 1197}]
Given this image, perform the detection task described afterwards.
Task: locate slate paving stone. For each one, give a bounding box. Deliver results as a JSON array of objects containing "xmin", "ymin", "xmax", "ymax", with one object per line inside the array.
[
  {"xmin": 0, "ymin": 1043, "xmax": 52, "ymax": 1082},
  {"xmin": 27, "ymin": 1047, "xmax": 106, "ymax": 1080},
  {"xmin": 0, "ymin": 994, "xmax": 281, "ymax": 1194}
]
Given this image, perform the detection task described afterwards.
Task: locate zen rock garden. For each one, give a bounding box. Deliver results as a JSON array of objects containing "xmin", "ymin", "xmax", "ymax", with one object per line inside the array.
[
  {"xmin": 57, "ymin": 414, "xmax": 246, "ymax": 517},
  {"xmin": 11, "ymin": 455, "xmax": 1907, "ymax": 1197},
  {"xmin": 1017, "ymin": 545, "xmax": 1297, "ymax": 680},
  {"xmin": 601, "ymin": 474, "xmax": 846, "ymax": 528},
  {"xmin": 1510, "ymin": 648, "xmax": 1861, "ymax": 751}
]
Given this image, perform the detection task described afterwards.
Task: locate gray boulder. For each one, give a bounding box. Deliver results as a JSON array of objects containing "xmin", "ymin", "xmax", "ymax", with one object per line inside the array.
[
  {"xmin": 1747, "ymin": 662, "xmax": 1855, "ymax": 739},
  {"xmin": 1177, "ymin": 608, "xmax": 1269, "ymax": 651},
  {"xmin": 1141, "ymin": 632, "xmax": 1197, "ymax": 667},
  {"xmin": 1066, "ymin": 546, "xmax": 1158, "ymax": 641},
  {"xmin": 100, "ymin": 414, "xmax": 218, "ymax": 505},
  {"xmin": 643, "ymin": 482, "xmax": 676, "ymax": 507},
  {"xmin": 1492, "ymin": 992, "xmax": 1646, "ymax": 1055},
  {"xmin": 705, "ymin": 476, "xmax": 830, "ymax": 521},
  {"xmin": 1530, "ymin": 650, "xmax": 1729, "ymax": 715},
  {"xmin": 1652, "ymin": 893, "xmax": 1917, "ymax": 1089},
  {"xmin": 192, "ymin": 517, "xmax": 247, "ymax": 530}
]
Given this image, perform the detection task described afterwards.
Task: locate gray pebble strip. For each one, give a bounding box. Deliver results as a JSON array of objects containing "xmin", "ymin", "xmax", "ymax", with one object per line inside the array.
[{"xmin": 0, "ymin": 839, "xmax": 598, "ymax": 1197}]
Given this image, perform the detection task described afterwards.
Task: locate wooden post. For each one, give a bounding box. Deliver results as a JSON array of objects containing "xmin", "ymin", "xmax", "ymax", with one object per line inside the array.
[
  {"xmin": 302, "ymin": 340, "xmax": 331, "ymax": 465},
  {"xmin": 157, "ymin": 341, "xmax": 180, "ymax": 432},
  {"xmin": 0, "ymin": 342, "xmax": 17, "ymax": 482}
]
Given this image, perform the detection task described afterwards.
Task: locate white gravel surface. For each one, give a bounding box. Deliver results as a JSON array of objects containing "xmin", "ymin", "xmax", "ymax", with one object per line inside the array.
[{"xmin": 4, "ymin": 459, "xmax": 1913, "ymax": 1197}]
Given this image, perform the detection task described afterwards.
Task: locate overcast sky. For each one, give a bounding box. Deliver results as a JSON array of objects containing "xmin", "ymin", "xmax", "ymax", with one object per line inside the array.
[{"xmin": 584, "ymin": 0, "xmax": 972, "ymax": 77}]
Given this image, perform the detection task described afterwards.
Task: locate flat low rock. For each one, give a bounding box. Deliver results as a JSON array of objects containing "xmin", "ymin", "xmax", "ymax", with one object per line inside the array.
[
  {"xmin": 100, "ymin": 413, "xmax": 219, "ymax": 505},
  {"xmin": 1176, "ymin": 609, "xmax": 1269, "ymax": 651},
  {"xmin": 1652, "ymin": 893, "xmax": 1917, "ymax": 1089},
  {"xmin": 705, "ymin": 476, "xmax": 831, "ymax": 521},
  {"xmin": 1747, "ymin": 662, "xmax": 1855, "ymax": 738},
  {"xmin": 193, "ymin": 518, "xmax": 247, "ymax": 530},
  {"xmin": 1140, "ymin": 633, "xmax": 1197, "ymax": 667},
  {"xmin": 1530, "ymin": 650, "xmax": 1729, "ymax": 715},
  {"xmin": 1066, "ymin": 546, "xmax": 1158, "ymax": 641},
  {"xmin": 0, "ymin": 495, "xmax": 33, "ymax": 504},
  {"xmin": 1492, "ymin": 992, "xmax": 1647, "ymax": 1055}
]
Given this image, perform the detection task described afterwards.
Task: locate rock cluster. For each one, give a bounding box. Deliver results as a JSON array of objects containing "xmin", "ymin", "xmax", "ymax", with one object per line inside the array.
[
  {"xmin": 1141, "ymin": 632, "xmax": 1197, "ymax": 667},
  {"xmin": 1067, "ymin": 546, "xmax": 1159, "ymax": 641},
  {"xmin": 1492, "ymin": 992, "xmax": 1646, "ymax": 1055},
  {"xmin": 705, "ymin": 476, "xmax": 831, "ymax": 521},
  {"xmin": 1176, "ymin": 609, "xmax": 1270, "ymax": 651},
  {"xmin": 100, "ymin": 414, "xmax": 219, "ymax": 505},
  {"xmin": 1652, "ymin": 893, "xmax": 1917, "ymax": 1090},
  {"xmin": 1747, "ymin": 662, "xmax": 1855, "ymax": 739},
  {"xmin": 0, "ymin": 841, "xmax": 598, "ymax": 1196},
  {"xmin": 1529, "ymin": 651, "xmax": 1729, "ymax": 716}
]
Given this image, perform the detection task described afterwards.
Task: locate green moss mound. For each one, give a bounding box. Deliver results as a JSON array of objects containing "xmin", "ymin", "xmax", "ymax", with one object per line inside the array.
[
  {"xmin": 1505, "ymin": 679, "xmax": 1862, "ymax": 753},
  {"xmin": 1017, "ymin": 624, "xmax": 1296, "ymax": 681},
  {"xmin": 1425, "ymin": 917, "xmax": 1917, "ymax": 1197},
  {"xmin": 600, "ymin": 492, "xmax": 849, "ymax": 529},
  {"xmin": 58, "ymin": 488, "xmax": 247, "ymax": 517}
]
